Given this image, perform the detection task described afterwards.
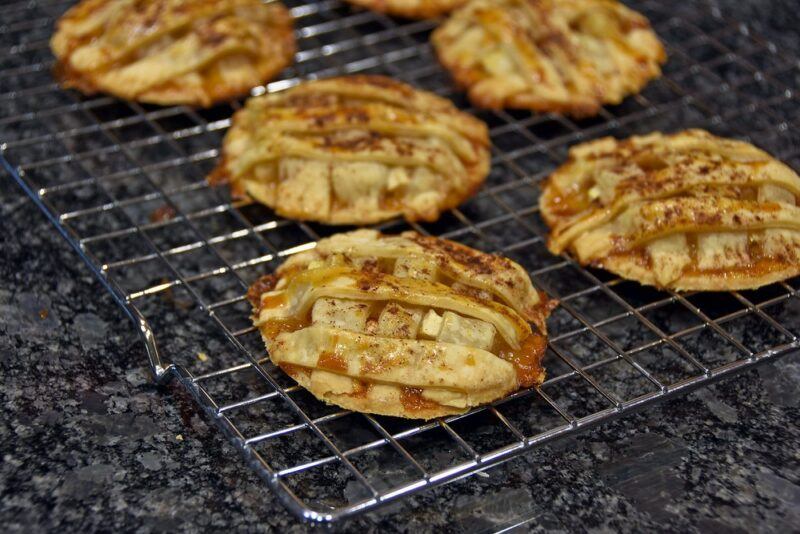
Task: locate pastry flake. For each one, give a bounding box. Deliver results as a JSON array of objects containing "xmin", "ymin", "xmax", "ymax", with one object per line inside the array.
[
  {"xmin": 431, "ymin": 0, "xmax": 666, "ymax": 117},
  {"xmin": 210, "ymin": 75, "xmax": 491, "ymax": 224},
  {"xmin": 248, "ymin": 230, "xmax": 553, "ymax": 419},
  {"xmin": 540, "ymin": 129, "xmax": 800, "ymax": 291},
  {"xmin": 343, "ymin": 0, "xmax": 467, "ymax": 18},
  {"xmin": 51, "ymin": 0, "xmax": 295, "ymax": 107}
]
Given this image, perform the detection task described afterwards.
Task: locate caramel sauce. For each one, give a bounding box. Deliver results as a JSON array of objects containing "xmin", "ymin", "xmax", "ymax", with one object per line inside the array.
[
  {"xmin": 545, "ymin": 191, "xmax": 592, "ymax": 217},
  {"xmin": 259, "ymin": 292, "xmax": 287, "ymax": 310},
  {"xmin": 349, "ymin": 380, "xmax": 372, "ymax": 399},
  {"xmin": 259, "ymin": 317, "xmax": 308, "ymax": 341},
  {"xmin": 149, "ymin": 205, "xmax": 177, "ymax": 223},
  {"xmin": 53, "ymin": 60, "xmax": 100, "ymax": 95},
  {"xmin": 686, "ymin": 233, "xmax": 699, "ymax": 260},
  {"xmin": 317, "ymin": 350, "xmax": 348, "ymax": 373},
  {"xmin": 498, "ymin": 334, "xmax": 547, "ymax": 388},
  {"xmin": 379, "ymin": 192, "xmax": 404, "ymax": 213},
  {"xmin": 400, "ymin": 387, "xmax": 440, "ymax": 413},
  {"xmin": 760, "ymin": 201, "xmax": 783, "ymax": 212},
  {"xmin": 739, "ymin": 187, "xmax": 759, "ymax": 201},
  {"xmin": 684, "ymin": 257, "xmax": 790, "ymax": 279},
  {"xmin": 246, "ymin": 274, "xmax": 278, "ymax": 308},
  {"xmin": 633, "ymin": 152, "xmax": 668, "ymax": 172},
  {"xmin": 279, "ymin": 363, "xmax": 310, "ymax": 379},
  {"xmin": 207, "ymin": 161, "xmax": 230, "ymax": 185},
  {"xmin": 201, "ymin": 61, "xmax": 228, "ymax": 100},
  {"xmin": 330, "ymin": 192, "xmax": 350, "ymax": 213}
]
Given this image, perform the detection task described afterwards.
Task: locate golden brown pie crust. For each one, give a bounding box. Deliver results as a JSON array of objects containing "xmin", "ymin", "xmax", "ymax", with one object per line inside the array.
[
  {"xmin": 432, "ymin": 0, "xmax": 666, "ymax": 117},
  {"xmin": 540, "ymin": 129, "xmax": 800, "ymax": 291},
  {"xmin": 210, "ymin": 75, "xmax": 491, "ymax": 225},
  {"xmin": 51, "ymin": 0, "xmax": 295, "ymax": 107}
]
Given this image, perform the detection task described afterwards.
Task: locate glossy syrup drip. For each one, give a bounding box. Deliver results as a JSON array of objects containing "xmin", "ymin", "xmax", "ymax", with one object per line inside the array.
[
  {"xmin": 350, "ymin": 380, "xmax": 372, "ymax": 399},
  {"xmin": 545, "ymin": 185, "xmax": 594, "ymax": 218},
  {"xmin": 246, "ymin": 273, "xmax": 278, "ymax": 308},
  {"xmin": 400, "ymin": 387, "xmax": 441, "ymax": 413},
  {"xmin": 684, "ymin": 257, "xmax": 792, "ymax": 279},
  {"xmin": 498, "ymin": 333, "xmax": 547, "ymax": 388},
  {"xmin": 317, "ymin": 350, "xmax": 348, "ymax": 373},
  {"xmin": 259, "ymin": 317, "xmax": 308, "ymax": 341}
]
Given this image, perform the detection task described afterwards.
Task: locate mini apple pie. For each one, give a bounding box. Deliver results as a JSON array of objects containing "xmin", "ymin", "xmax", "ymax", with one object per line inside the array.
[
  {"xmin": 248, "ymin": 230, "xmax": 553, "ymax": 419},
  {"xmin": 431, "ymin": 0, "xmax": 666, "ymax": 117},
  {"xmin": 50, "ymin": 0, "xmax": 295, "ymax": 107},
  {"xmin": 343, "ymin": 0, "xmax": 466, "ymax": 18},
  {"xmin": 540, "ymin": 129, "xmax": 800, "ymax": 291},
  {"xmin": 210, "ymin": 75, "xmax": 490, "ymax": 224}
]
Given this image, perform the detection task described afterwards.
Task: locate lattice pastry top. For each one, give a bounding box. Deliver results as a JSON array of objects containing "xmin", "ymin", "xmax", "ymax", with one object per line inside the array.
[
  {"xmin": 540, "ymin": 129, "xmax": 800, "ymax": 291},
  {"xmin": 50, "ymin": 0, "xmax": 295, "ymax": 107},
  {"xmin": 210, "ymin": 75, "xmax": 491, "ymax": 225},
  {"xmin": 248, "ymin": 230, "xmax": 553, "ymax": 419},
  {"xmin": 343, "ymin": 0, "xmax": 467, "ymax": 18},
  {"xmin": 431, "ymin": 0, "xmax": 666, "ymax": 116}
]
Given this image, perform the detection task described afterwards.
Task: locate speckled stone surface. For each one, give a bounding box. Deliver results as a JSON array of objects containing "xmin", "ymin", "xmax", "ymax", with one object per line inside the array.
[{"xmin": 2, "ymin": 1, "xmax": 800, "ymax": 532}]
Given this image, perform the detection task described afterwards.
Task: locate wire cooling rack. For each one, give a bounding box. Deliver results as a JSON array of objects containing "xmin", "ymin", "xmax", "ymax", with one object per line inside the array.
[{"xmin": 3, "ymin": 0, "xmax": 800, "ymax": 523}]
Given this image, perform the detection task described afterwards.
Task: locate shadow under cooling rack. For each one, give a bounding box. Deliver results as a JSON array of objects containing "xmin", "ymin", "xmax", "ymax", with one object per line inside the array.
[{"xmin": 2, "ymin": 0, "xmax": 800, "ymax": 523}]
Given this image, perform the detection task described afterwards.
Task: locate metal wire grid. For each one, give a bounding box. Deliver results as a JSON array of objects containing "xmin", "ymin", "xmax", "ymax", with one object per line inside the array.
[{"xmin": 3, "ymin": 0, "xmax": 800, "ymax": 523}]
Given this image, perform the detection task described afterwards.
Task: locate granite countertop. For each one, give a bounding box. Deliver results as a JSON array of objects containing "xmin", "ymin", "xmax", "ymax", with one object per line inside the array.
[{"xmin": 2, "ymin": 1, "xmax": 800, "ymax": 532}]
